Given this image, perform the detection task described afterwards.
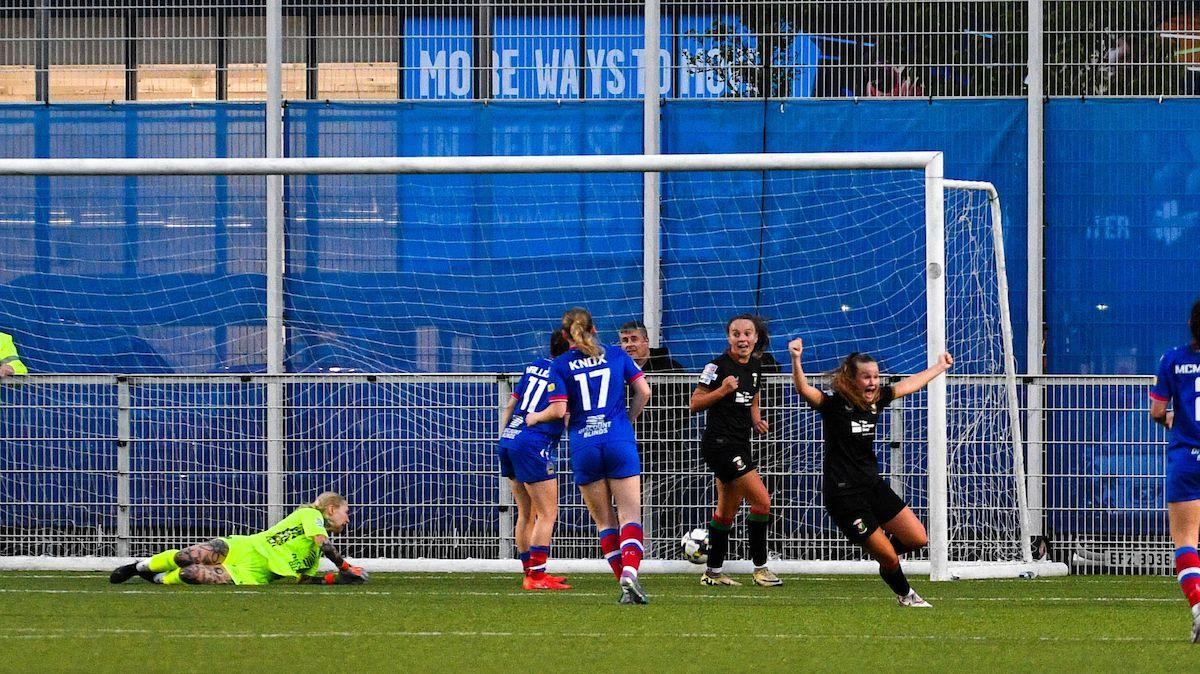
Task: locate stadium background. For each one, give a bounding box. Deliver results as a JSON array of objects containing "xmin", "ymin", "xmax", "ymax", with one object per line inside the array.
[{"xmin": 0, "ymin": 1, "xmax": 1197, "ymax": 573}]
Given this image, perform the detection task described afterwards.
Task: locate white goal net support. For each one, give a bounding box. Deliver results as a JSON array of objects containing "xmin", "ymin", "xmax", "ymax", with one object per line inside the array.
[{"xmin": 0, "ymin": 153, "xmax": 1066, "ymax": 580}]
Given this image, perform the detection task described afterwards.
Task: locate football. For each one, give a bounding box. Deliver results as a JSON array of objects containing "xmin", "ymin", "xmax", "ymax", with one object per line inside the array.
[{"xmin": 680, "ymin": 527, "xmax": 710, "ymax": 565}]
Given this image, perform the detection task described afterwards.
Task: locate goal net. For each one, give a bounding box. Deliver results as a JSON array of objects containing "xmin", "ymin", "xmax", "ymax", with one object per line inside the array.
[{"xmin": 0, "ymin": 153, "xmax": 1063, "ymax": 579}]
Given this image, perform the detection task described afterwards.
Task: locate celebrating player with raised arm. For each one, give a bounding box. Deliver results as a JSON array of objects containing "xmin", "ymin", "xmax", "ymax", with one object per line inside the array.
[
  {"xmin": 789, "ymin": 337, "xmax": 950, "ymax": 608},
  {"xmin": 498, "ymin": 329, "xmax": 571, "ymax": 590},
  {"xmin": 690, "ymin": 314, "xmax": 781, "ymax": 588},
  {"xmin": 525, "ymin": 307, "xmax": 652, "ymax": 604},
  {"xmin": 109, "ymin": 492, "xmax": 367, "ymax": 586},
  {"xmin": 1148, "ymin": 299, "xmax": 1200, "ymax": 643}
]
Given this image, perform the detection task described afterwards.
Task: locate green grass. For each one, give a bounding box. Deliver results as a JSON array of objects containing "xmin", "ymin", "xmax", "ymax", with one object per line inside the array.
[{"xmin": 0, "ymin": 572, "xmax": 1191, "ymax": 672}]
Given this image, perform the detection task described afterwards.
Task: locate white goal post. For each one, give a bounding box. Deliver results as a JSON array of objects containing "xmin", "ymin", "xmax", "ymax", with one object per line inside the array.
[{"xmin": 0, "ymin": 152, "xmax": 1066, "ymax": 580}]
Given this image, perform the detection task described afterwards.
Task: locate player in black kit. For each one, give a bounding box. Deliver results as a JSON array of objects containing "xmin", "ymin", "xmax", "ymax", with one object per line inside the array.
[
  {"xmin": 788, "ymin": 337, "xmax": 952, "ymax": 608},
  {"xmin": 689, "ymin": 314, "xmax": 782, "ymax": 588}
]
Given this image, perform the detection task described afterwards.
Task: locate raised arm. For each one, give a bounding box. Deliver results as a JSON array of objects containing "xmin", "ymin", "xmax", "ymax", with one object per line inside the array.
[
  {"xmin": 627, "ymin": 375, "xmax": 651, "ymax": 423},
  {"xmin": 690, "ymin": 376, "xmax": 738, "ymax": 414},
  {"xmin": 893, "ymin": 352, "xmax": 954, "ymax": 399},
  {"xmin": 787, "ymin": 338, "xmax": 825, "ymax": 408}
]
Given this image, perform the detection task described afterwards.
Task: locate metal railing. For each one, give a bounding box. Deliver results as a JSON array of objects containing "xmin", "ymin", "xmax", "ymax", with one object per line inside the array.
[
  {"xmin": 0, "ymin": 372, "xmax": 1170, "ymax": 574},
  {"xmin": 2, "ymin": 2, "xmax": 1198, "ymax": 102}
]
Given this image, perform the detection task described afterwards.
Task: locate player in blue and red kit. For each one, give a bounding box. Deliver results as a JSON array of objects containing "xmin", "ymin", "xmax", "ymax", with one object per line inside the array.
[
  {"xmin": 498, "ymin": 329, "xmax": 572, "ymax": 591},
  {"xmin": 525, "ymin": 307, "xmax": 652, "ymax": 604},
  {"xmin": 1149, "ymin": 299, "xmax": 1200, "ymax": 643}
]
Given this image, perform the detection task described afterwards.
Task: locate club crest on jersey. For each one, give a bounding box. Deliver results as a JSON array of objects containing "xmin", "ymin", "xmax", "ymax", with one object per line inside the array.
[{"xmin": 699, "ymin": 363, "xmax": 719, "ymax": 385}]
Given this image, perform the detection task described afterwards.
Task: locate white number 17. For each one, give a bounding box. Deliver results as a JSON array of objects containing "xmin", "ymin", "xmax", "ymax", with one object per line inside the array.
[{"xmin": 573, "ymin": 369, "xmax": 611, "ymax": 412}]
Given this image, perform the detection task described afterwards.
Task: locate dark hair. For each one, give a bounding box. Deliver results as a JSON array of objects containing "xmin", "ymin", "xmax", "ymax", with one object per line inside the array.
[
  {"xmin": 561, "ymin": 307, "xmax": 601, "ymax": 357},
  {"xmin": 725, "ymin": 313, "xmax": 758, "ymax": 334},
  {"xmin": 550, "ymin": 329, "xmax": 569, "ymax": 358},
  {"xmin": 619, "ymin": 320, "xmax": 648, "ymax": 337},
  {"xmin": 1191, "ymin": 300, "xmax": 1200, "ymax": 350},
  {"xmin": 750, "ymin": 315, "xmax": 770, "ymax": 356},
  {"xmin": 832, "ymin": 352, "xmax": 878, "ymax": 411}
]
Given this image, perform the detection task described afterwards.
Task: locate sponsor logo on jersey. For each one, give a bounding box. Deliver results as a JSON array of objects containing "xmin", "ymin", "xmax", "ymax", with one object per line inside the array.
[
  {"xmin": 568, "ymin": 354, "xmax": 608, "ymax": 370},
  {"xmin": 699, "ymin": 363, "xmax": 719, "ymax": 385},
  {"xmin": 581, "ymin": 414, "xmax": 612, "ymax": 438},
  {"xmin": 734, "ymin": 390, "xmax": 753, "ymax": 404},
  {"xmin": 850, "ymin": 420, "xmax": 875, "ymax": 435},
  {"xmin": 314, "ymin": 516, "xmax": 323, "ymax": 529},
  {"xmin": 1175, "ymin": 363, "xmax": 1200, "ymax": 374}
]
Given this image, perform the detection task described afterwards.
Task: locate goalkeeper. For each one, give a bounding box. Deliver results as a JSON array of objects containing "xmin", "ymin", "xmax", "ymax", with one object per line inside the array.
[{"xmin": 109, "ymin": 492, "xmax": 368, "ymax": 586}]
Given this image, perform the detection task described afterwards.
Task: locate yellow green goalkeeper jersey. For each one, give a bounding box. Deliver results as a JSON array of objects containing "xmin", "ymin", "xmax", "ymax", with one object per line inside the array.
[{"xmin": 244, "ymin": 507, "xmax": 329, "ymax": 579}]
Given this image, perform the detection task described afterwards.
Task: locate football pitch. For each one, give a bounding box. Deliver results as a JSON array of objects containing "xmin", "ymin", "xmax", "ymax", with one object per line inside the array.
[{"xmin": 0, "ymin": 572, "xmax": 1189, "ymax": 671}]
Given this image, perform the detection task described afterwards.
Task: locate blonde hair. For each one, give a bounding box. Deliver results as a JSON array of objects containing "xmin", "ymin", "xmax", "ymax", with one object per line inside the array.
[
  {"xmin": 831, "ymin": 352, "xmax": 877, "ymax": 411},
  {"xmin": 311, "ymin": 491, "xmax": 347, "ymax": 513},
  {"xmin": 561, "ymin": 307, "xmax": 602, "ymax": 358}
]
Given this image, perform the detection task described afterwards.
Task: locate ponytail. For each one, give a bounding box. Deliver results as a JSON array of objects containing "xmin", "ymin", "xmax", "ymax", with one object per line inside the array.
[{"xmin": 561, "ymin": 307, "xmax": 602, "ymax": 358}]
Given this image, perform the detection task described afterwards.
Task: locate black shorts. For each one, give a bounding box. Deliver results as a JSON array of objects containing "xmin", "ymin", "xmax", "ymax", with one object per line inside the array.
[
  {"xmin": 823, "ymin": 480, "xmax": 907, "ymax": 543},
  {"xmin": 700, "ymin": 437, "xmax": 757, "ymax": 484}
]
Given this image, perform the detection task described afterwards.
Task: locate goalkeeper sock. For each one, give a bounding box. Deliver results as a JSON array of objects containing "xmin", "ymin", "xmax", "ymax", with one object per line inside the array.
[
  {"xmin": 157, "ymin": 568, "xmax": 185, "ymax": 585},
  {"xmin": 747, "ymin": 509, "xmax": 770, "ymax": 567},
  {"xmin": 143, "ymin": 549, "xmax": 180, "ymax": 574},
  {"xmin": 599, "ymin": 528, "xmax": 621, "ymax": 578},
  {"xmin": 879, "ymin": 562, "xmax": 911, "ymax": 597},
  {"xmin": 706, "ymin": 514, "xmax": 734, "ymax": 573},
  {"xmin": 1175, "ymin": 547, "xmax": 1200, "ymax": 607}
]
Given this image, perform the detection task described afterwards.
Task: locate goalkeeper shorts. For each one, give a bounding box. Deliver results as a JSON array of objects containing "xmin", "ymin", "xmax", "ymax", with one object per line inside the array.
[{"xmin": 220, "ymin": 536, "xmax": 276, "ymax": 586}]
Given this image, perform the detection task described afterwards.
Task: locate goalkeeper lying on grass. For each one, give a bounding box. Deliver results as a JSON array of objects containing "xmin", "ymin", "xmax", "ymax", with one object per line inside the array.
[{"xmin": 110, "ymin": 491, "xmax": 368, "ymax": 586}]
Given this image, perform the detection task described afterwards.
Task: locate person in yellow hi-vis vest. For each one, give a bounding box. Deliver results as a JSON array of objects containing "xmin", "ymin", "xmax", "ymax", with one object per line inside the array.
[{"xmin": 0, "ymin": 331, "xmax": 26, "ymax": 378}]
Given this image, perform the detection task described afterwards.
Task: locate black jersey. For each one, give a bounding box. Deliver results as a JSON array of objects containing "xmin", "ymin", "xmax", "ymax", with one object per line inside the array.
[
  {"xmin": 817, "ymin": 385, "xmax": 896, "ymax": 494},
  {"xmin": 697, "ymin": 352, "xmax": 762, "ymax": 446}
]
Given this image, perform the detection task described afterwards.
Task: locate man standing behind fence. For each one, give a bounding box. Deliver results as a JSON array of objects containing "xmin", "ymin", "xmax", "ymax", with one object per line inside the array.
[
  {"xmin": 618, "ymin": 320, "xmax": 689, "ymax": 556},
  {"xmin": 0, "ymin": 331, "xmax": 27, "ymax": 378}
]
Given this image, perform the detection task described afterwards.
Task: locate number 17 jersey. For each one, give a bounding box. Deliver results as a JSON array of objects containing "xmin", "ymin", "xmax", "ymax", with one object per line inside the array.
[{"xmin": 547, "ymin": 344, "xmax": 644, "ymax": 448}]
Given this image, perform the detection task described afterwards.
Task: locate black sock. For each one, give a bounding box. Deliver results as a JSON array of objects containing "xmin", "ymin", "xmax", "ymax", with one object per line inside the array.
[
  {"xmin": 747, "ymin": 512, "xmax": 770, "ymax": 567},
  {"xmin": 879, "ymin": 563, "xmax": 911, "ymax": 596},
  {"xmin": 707, "ymin": 518, "xmax": 732, "ymax": 571}
]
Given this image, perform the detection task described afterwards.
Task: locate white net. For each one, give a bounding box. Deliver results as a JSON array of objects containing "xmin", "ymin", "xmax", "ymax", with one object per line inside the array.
[{"xmin": 0, "ymin": 157, "xmax": 1038, "ymax": 575}]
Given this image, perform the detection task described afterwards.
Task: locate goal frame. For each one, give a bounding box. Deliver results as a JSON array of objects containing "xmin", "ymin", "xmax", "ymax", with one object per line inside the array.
[{"xmin": 0, "ymin": 152, "xmax": 1065, "ymax": 580}]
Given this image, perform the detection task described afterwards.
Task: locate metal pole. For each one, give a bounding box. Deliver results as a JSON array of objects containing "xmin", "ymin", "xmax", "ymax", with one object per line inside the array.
[
  {"xmin": 1026, "ymin": 0, "xmax": 1046, "ymax": 539},
  {"xmin": 116, "ymin": 378, "xmax": 131, "ymax": 558},
  {"xmin": 266, "ymin": 0, "xmax": 285, "ymax": 525},
  {"xmin": 924, "ymin": 154, "xmax": 949, "ymax": 581},
  {"xmin": 642, "ymin": 0, "xmax": 662, "ymax": 347},
  {"xmin": 497, "ymin": 376, "xmax": 514, "ymax": 560}
]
